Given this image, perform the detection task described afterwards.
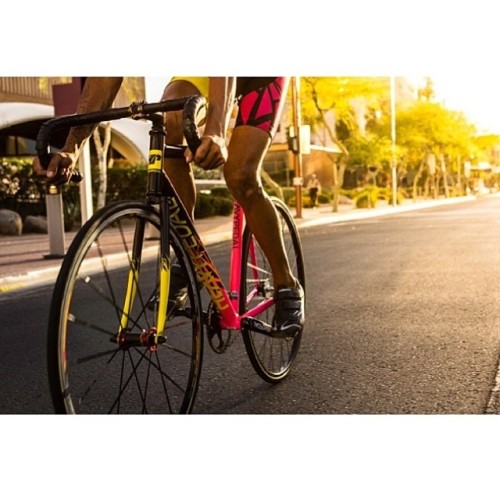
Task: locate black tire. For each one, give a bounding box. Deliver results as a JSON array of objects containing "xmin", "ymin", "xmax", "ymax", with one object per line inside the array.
[
  {"xmin": 47, "ymin": 201, "xmax": 203, "ymax": 414},
  {"xmin": 240, "ymin": 196, "xmax": 305, "ymax": 383}
]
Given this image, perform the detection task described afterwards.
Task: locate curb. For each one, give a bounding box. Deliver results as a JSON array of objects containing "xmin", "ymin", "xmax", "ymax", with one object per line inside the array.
[{"xmin": 296, "ymin": 195, "xmax": 478, "ymax": 229}]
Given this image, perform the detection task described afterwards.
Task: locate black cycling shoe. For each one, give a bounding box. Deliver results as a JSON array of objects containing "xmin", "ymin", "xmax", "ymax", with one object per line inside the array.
[
  {"xmin": 271, "ymin": 284, "xmax": 304, "ymax": 338},
  {"xmin": 147, "ymin": 263, "xmax": 188, "ymax": 316}
]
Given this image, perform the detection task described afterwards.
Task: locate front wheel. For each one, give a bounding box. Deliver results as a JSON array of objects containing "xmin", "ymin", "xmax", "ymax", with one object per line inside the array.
[
  {"xmin": 47, "ymin": 201, "xmax": 204, "ymax": 414},
  {"xmin": 240, "ymin": 197, "xmax": 305, "ymax": 383}
]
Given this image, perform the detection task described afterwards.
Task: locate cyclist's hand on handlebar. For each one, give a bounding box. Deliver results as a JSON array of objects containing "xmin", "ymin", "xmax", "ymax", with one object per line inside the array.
[
  {"xmin": 33, "ymin": 151, "xmax": 77, "ymax": 185},
  {"xmin": 186, "ymin": 135, "xmax": 227, "ymax": 171}
]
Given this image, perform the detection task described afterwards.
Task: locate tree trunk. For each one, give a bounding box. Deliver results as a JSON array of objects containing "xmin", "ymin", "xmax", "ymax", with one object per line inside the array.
[
  {"xmin": 412, "ymin": 161, "xmax": 425, "ymax": 201},
  {"xmin": 331, "ymin": 157, "xmax": 347, "ymax": 212},
  {"xmin": 93, "ymin": 123, "xmax": 112, "ymax": 210},
  {"xmin": 261, "ymin": 168, "xmax": 283, "ymax": 200},
  {"xmin": 440, "ymin": 154, "xmax": 450, "ymax": 198},
  {"xmin": 307, "ymin": 86, "xmax": 350, "ymax": 213}
]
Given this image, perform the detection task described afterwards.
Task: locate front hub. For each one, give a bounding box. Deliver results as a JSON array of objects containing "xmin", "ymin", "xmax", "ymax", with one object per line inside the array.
[{"xmin": 115, "ymin": 328, "xmax": 165, "ymax": 350}]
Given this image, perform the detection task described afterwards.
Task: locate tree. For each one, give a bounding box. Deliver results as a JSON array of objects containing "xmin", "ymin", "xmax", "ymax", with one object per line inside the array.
[
  {"xmin": 387, "ymin": 101, "xmax": 476, "ymax": 200},
  {"xmin": 93, "ymin": 123, "xmax": 112, "ymax": 210},
  {"xmin": 300, "ymin": 77, "xmax": 390, "ymax": 211}
]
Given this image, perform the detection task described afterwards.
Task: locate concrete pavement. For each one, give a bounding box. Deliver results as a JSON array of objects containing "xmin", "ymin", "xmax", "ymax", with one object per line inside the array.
[{"xmin": 0, "ymin": 195, "xmax": 478, "ymax": 294}]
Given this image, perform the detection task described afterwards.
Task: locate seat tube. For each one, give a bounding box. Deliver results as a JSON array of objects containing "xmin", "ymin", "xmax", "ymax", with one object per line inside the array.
[{"xmin": 228, "ymin": 201, "xmax": 245, "ymax": 310}]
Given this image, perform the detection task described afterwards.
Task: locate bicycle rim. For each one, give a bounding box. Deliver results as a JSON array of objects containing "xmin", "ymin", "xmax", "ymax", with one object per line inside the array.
[
  {"xmin": 47, "ymin": 201, "xmax": 203, "ymax": 414},
  {"xmin": 240, "ymin": 197, "xmax": 305, "ymax": 383}
]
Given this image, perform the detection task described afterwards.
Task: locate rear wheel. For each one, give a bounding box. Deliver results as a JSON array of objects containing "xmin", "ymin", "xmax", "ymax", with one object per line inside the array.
[
  {"xmin": 240, "ymin": 197, "xmax": 305, "ymax": 383},
  {"xmin": 47, "ymin": 201, "xmax": 203, "ymax": 414}
]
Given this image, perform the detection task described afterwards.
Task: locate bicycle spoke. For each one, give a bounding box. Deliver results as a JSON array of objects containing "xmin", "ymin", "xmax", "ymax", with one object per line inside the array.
[
  {"xmin": 116, "ymin": 219, "xmax": 153, "ymax": 331},
  {"xmin": 69, "ymin": 314, "xmax": 115, "ymax": 338},
  {"xmin": 94, "ymin": 236, "xmax": 123, "ymax": 326},
  {"xmin": 78, "ymin": 348, "xmax": 121, "ymax": 409}
]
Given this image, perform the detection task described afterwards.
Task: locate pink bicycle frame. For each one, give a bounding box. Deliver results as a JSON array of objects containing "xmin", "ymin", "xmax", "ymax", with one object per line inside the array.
[
  {"xmin": 168, "ymin": 195, "xmax": 274, "ymax": 332},
  {"xmin": 222, "ymin": 201, "xmax": 274, "ymax": 330}
]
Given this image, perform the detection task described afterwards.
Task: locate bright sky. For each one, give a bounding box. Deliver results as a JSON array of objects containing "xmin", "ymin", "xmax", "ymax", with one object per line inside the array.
[
  {"xmin": 432, "ymin": 75, "xmax": 500, "ymax": 135},
  {"xmin": 145, "ymin": 77, "xmax": 172, "ymax": 102}
]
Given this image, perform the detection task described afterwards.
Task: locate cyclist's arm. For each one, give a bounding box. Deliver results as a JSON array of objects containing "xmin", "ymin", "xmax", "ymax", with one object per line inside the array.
[
  {"xmin": 62, "ymin": 77, "xmax": 123, "ymax": 156},
  {"xmin": 187, "ymin": 77, "xmax": 236, "ymax": 170},
  {"xmin": 33, "ymin": 77, "xmax": 123, "ymax": 183}
]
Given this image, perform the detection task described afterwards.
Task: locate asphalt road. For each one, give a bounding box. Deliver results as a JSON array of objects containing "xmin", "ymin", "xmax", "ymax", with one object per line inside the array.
[{"xmin": 2, "ymin": 195, "xmax": 500, "ymax": 414}]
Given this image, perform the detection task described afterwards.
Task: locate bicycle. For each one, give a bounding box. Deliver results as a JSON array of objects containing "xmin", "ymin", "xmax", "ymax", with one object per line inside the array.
[{"xmin": 36, "ymin": 96, "xmax": 306, "ymax": 414}]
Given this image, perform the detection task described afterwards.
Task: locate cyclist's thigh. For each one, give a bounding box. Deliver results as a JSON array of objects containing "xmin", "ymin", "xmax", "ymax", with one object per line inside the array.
[
  {"xmin": 234, "ymin": 77, "xmax": 289, "ymax": 138},
  {"xmin": 225, "ymin": 77, "xmax": 289, "ymax": 179}
]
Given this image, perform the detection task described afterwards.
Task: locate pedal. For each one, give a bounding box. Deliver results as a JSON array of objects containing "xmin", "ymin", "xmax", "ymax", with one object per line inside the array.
[
  {"xmin": 242, "ymin": 317, "xmax": 301, "ymax": 339},
  {"xmin": 242, "ymin": 317, "xmax": 273, "ymax": 337}
]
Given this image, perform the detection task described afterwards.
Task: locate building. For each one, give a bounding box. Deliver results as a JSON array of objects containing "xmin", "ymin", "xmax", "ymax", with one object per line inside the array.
[{"xmin": 0, "ymin": 77, "xmax": 149, "ymax": 164}]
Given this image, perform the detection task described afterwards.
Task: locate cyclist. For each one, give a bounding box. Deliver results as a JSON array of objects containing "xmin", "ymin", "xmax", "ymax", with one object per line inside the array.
[{"xmin": 33, "ymin": 77, "xmax": 304, "ymax": 337}]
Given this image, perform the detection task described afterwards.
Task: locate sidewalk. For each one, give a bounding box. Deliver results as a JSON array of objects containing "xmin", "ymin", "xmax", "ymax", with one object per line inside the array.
[{"xmin": 0, "ymin": 195, "xmax": 477, "ymax": 293}]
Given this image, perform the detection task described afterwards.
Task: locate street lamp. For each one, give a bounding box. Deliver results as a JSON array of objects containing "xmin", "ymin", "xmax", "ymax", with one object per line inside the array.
[
  {"xmin": 390, "ymin": 76, "xmax": 397, "ymax": 207},
  {"xmin": 291, "ymin": 77, "xmax": 303, "ymax": 218}
]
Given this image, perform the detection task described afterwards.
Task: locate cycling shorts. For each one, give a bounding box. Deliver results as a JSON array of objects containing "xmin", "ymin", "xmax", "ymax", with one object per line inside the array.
[{"xmin": 170, "ymin": 77, "xmax": 288, "ymax": 138}]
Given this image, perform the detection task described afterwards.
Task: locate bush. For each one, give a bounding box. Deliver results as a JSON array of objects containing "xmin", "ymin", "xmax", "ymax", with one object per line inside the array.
[
  {"xmin": 353, "ymin": 187, "xmax": 379, "ymax": 208},
  {"xmin": 0, "ymin": 158, "xmax": 80, "ymax": 230},
  {"xmin": 106, "ymin": 166, "xmax": 235, "ymax": 218},
  {"xmin": 351, "ymin": 185, "xmax": 406, "ymax": 208},
  {"xmin": 210, "ymin": 186, "xmax": 231, "ymax": 199},
  {"xmin": 194, "ymin": 192, "xmax": 234, "ymax": 218},
  {"xmin": 318, "ymin": 192, "xmax": 330, "ymax": 204},
  {"xmin": 1, "ymin": 159, "xmax": 235, "ymax": 227},
  {"xmin": 212, "ymin": 196, "xmax": 234, "ymax": 216},
  {"xmin": 104, "ymin": 164, "xmax": 148, "ymax": 203}
]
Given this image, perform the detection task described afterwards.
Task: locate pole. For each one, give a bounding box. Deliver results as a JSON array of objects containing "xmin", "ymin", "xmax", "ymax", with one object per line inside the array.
[
  {"xmin": 78, "ymin": 141, "xmax": 93, "ymax": 224},
  {"xmin": 291, "ymin": 77, "xmax": 303, "ymax": 218},
  {"xmin": 390, "ymin": 76, "xmax": 397, "ymax": 207},
  {"xmin": 44, "ymin": 184, "xmax": 66, "ymax": 258}
]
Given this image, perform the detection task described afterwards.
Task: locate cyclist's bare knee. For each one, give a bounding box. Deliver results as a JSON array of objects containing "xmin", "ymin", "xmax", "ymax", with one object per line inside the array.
[
  {"xmin": 225, "ymin": 126, "xmax": 271, "ymax": 204},
  {"xmin": 225, "ymin": 167, "xmax": 264, "ymax": 205},
  {"xmin": 162, "ymin": 80, "xmax": 201, "ymax": 144}
]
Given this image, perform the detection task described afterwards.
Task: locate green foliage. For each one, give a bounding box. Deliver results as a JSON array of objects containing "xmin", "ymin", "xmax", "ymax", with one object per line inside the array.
[
  {"xmin": 104, "ymin": 165, "xmax": 234, "ymax": 218},
  {"xmin": 344, "ymin": 133, "xmax": 392, "ymax": 169},
  {"xmin": 295, "ymin": 77, "xmax": 485, "ymax": 200},
  {"xmin": 300, "ymin": 77, "xmax": 389, "ymax": 136},
  {"xmin": 1, "ymin": 159, "xmax": 236, "ymax": 230},
  {"xmin": 373, "ymin": 100, "xmax": 476, "ymax": 161},
  {"xmin": 194, "ymin": 192, "xmax": 233, "ymax": 218},
  {"xmin": 209, "ymin": 186, "xmax": 231, "ymax": 198},
  {"xmin": 352, "ymin": 186, "xmax": 380, "ymax": 208},
  {"xmin": 351, "ymin": 185, "xmax": 406, "ymax": 208},
  {"xmin": 103, "ymin": 164, "xmax": 148, "ymax": 203},
  {"xmin": 0, "ymin": 158, "xmax": 80, "ymax": 230},
  {"xmin": 318, "ymin": 192, "xmax": 330, "ymax": 204},
  {"xmin": 281, "ymin": 187, "xmax": 297, "ymax": 206}
]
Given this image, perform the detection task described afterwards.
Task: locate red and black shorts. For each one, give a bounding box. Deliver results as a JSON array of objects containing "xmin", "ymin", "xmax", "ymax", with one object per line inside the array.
[
  {"xmin": 170, "ymin": 76, "xmax": 288, "ymax": 138},
  {"xmin": 234, "ymin": 77, "xmax": 288, "ymax": 137}
]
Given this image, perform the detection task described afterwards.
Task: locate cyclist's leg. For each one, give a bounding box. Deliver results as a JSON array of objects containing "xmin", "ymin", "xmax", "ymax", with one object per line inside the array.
[
  {"xmin": 224, "ymin": 127, "xmax": 303, "ymax": 335},
  {"xmin": 225, "ymin": 78, "xmax": 295, "ymax": 287},
  {"xmin": 161, "ymin": 78, "xmax": 204, "ymax": 218},
  {"xmin": 224, "ymin": 77, "xmax": 304, "ymax": 335},
  {"xmin": 224, "ymin": 126, "xmax": 296, "ymax": 289}
]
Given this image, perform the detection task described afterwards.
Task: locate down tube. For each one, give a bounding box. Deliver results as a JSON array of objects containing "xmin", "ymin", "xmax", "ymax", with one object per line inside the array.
[{"xmin": 167, "ymin": 192, "xmax": 239, "ymax": 328}]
